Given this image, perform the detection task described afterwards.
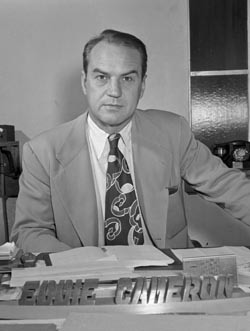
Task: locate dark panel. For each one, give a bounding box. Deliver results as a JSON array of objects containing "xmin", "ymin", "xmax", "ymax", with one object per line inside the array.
[
  {"xmin": 191, "ymin": 75, "xmax": 249, "ymax": 149},
  {"xmin": 190, "ymin": 0, "xmax": 247, "ymax": 71}
]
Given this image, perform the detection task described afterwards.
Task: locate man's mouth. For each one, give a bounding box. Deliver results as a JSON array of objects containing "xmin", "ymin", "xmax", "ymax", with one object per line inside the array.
[{"xmin": 103, "ymin": 104, "xmax": 123, "ymax": 109}]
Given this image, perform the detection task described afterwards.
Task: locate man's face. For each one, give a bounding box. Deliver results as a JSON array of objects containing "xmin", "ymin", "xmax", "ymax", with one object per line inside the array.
[{"xmin": 82, "ymin": 41, "xmax": 146, "ymax": 133}]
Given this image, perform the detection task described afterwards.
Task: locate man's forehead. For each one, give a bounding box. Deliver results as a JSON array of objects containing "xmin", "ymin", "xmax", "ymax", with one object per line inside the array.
[{"xmin": 88, "ymin": 41, "xmax": 142, "ymax": 70}]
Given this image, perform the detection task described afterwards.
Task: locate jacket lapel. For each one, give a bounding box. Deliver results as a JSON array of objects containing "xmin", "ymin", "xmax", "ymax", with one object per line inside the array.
[
  {"xmin": 132, "ymin": 111, "xmax": 175, "ymax": 248},
  {"xmin": 53, "ymin": 113, "xmax": 98, "ymax": 246}
]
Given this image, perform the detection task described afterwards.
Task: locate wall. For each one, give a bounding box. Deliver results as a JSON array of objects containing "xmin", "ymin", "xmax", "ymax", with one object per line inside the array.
[
  {"xmin": 0, "ymin": 0, "xmax": 190, "ymax": 142},
  {"xmin": 0, "ymin": 0, "xmax": 190, "ymax": 244}
]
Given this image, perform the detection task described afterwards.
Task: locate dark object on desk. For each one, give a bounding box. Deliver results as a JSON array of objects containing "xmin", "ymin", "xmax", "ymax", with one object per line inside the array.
[
  {"xmin": 14, "ymin": 252, "xmax": 52, "ymax": 268},
  {"xmin": 0, "ymin": 125, "xmax": 15, "ymax": 142},
  {"xmin": 0, "ymin": 251, "xmax": 52, "ymax": 274},
  {"xmin": 213, "ymin": 140, "xmax": 250, "ymax": 169},
  {"xmin": 19, "ymin": 252, "xmax": 52, "ymax": 268},
  {"xmin": 0, "ymin": 128, "xmax": 21, "ymax": 242}
]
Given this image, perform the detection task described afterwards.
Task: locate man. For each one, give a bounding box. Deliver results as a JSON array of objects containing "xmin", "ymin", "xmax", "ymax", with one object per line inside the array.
[{"xmin": 11, "ymin": 29, "xmax": 250, "ymax": 252}]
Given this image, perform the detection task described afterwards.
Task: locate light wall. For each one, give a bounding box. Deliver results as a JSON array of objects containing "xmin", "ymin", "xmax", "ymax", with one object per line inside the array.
[{"xmin": 0, "ymin": 0, "xmax": 190, "ymax": 142}]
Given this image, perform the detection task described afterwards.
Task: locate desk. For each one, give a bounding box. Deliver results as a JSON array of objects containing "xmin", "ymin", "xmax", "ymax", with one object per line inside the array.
[{"xmin": 1, "ymin": 248, "xmax": 250, "ymax": 330}]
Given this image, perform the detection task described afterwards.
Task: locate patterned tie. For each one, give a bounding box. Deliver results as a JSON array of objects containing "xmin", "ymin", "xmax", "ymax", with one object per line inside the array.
[{"xmin": 104, "ymin": 133, "xmax": 144, "ymax": 245}]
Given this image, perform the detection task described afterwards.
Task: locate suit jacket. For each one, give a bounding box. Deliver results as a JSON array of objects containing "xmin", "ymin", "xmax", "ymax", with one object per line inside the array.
[{"xmin": 11, "ymin": 109, "xmax": 250, "ymax": 252}]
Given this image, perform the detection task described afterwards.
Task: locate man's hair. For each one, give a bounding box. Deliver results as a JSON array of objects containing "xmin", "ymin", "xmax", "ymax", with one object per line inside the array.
[{"xmin": 82, "ymin": 29, "xmax": 147, "ymax": 79}]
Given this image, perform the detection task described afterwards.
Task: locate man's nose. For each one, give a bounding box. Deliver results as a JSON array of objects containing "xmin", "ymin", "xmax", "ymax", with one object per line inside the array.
[{"xmin": 107, "ymin": 78, "xmax": 122, "ymax": 98}]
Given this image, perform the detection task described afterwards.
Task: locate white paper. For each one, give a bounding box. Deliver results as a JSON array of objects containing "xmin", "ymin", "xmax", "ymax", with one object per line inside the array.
[
  {"xmin": 0, "ymin": 286, "xmax": 22, "ymax": 301},
  {"xmin": 50, "ymin": 246, "xmax": 117, "ymax": 266},
  {"xmin": 172, "ymin": 246, "xmax": 250, "ymax": 286},
  {"xmin": 50, "ymin": 245, "xmax": 173, "ymax": 268},
  {"xmin": 172, "ymin": 246, "xmax": 250, "ymax": 266},
  {"xmin": 103, "ymin": 245, "xmax": 174, "ymax": 267},
  {"xmin": 10, "ymin": 245, "xmax": 173, "ymax": 287},
  {"xmin": 0, "ymin": 242, "xmax": 17, "ymax": 260}
]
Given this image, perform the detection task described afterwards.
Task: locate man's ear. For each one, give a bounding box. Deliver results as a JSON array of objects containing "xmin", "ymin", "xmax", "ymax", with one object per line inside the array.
[
  {"xmin": 139, "ymin": 74, "xmax": 147, "ymax": 99},
  {"xmin": 81, "ymin": 70, "xmax": 87, "ymax": 95}
]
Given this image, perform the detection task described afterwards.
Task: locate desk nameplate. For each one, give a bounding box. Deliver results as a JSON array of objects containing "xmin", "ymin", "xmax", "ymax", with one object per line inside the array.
[{"xmin": 18, "ymin": 273, "xmax": 237, "ymax": 306}]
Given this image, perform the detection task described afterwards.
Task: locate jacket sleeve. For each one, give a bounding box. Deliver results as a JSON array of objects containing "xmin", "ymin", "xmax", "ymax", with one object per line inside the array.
[
  {"xmin": 10, "ymin": 142, "xmax": 71, "ymax": 253},
  {"xmin": 178, "ymin": 116, "xmax": 250, "ymax": 226}
]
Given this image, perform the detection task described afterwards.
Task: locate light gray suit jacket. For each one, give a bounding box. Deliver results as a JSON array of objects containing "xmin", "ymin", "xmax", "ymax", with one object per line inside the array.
[{"xmin": 11, "ymin": 109, "xmax": 250, "ymax": 252}]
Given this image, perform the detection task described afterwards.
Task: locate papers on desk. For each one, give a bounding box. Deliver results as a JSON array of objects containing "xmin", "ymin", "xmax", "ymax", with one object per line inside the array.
[
  {"xmin": 0, "ymin": 242, "xmax": 18, "ymax": 260},
  {"xmin": 49, "ymin": 245, "xmax": 174, "ymax": 268},
  {"xmin": 172, "ymin": 246, "xmax": 250, "ymax": 266},
  {"xmin": 103, "ymin": 245, "xmax": 174, "ymax": 267},
  {"xmin": 0, "ymin": 286, "xmax": 22, "ymax": 301},
  {"xmin": 10, "ymin": 245, "xmax": 174, "ymax": 287},
  {"xmin": 49, "ymin": 246, "xmax": 117, "ymax": 266},
  {"xmin": 172, "ymin": 246, "xmax": 250, "ymax": 285}
]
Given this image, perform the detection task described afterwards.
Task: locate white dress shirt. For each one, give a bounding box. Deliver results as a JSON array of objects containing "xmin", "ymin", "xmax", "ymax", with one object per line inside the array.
[{"xmin": 86, "ymin": 114, "xmax": 152, "ymax": 246}]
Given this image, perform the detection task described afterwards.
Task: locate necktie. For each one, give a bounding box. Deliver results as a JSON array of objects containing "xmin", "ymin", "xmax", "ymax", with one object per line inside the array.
[{"xmin": 104, "ymin": 133, "xmax": 144, "ymax": 245}]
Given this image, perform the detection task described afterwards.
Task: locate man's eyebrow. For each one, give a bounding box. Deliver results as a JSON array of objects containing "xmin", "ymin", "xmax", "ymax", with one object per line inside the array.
[
  {"xmin": 92, "ymin": 68, "xmax": 108, "ymax": 75},
  {"xmin": 92, "ymin": 68, "xmax": 139, "ymax": 76},
  {"xmin": 121, "ymin": 70, "xmax": 139, "ymax": 76}
]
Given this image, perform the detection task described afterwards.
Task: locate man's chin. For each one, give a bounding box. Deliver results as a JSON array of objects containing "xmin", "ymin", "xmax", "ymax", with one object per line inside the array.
[{"xmin": 98, "ymin": 115, "xmax": 132, "ymax": 131}]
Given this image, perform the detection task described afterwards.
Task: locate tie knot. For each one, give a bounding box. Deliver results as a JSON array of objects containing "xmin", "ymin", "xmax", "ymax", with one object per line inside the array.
[{"xmin": 108, "ymin": 133, "xmax": 120, "ymax": 154}]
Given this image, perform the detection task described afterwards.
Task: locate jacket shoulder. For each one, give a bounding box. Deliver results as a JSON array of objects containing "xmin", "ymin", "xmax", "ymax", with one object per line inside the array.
[
  {"xmin": 25, "ymin": 114, "xmax": 85, "ymax": 153},
  {"xmin": 137, "ymin": 108, "xmax": 186, "ymax": 122},
  {"xmin": 135, "ymin": 108, "xmax": 189, "ymax": 133}
]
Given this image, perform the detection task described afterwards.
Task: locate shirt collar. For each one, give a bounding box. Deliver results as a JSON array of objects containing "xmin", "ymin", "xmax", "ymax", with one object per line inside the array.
[{"xmin": 87, "ymin": 114, "xmax": 132, "ymax": 159}]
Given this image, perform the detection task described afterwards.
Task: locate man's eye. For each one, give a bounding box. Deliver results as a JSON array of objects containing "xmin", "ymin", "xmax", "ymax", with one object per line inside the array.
[
  {"xmin": 123, "ymin": 76, "xmax": 133, "ymax": 82},
  {"xmin": 96, "ymin": 75, "xmax": 107, "ymax": 81}
]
